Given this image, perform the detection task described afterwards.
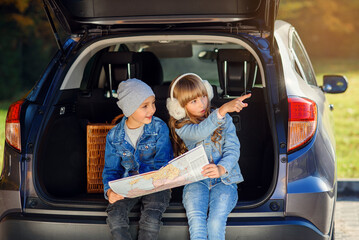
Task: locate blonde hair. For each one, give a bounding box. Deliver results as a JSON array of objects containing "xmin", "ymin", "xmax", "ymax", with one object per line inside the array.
[{"xmin": 168, "ymin": 74, "xmax": 222, "ymax": 156}]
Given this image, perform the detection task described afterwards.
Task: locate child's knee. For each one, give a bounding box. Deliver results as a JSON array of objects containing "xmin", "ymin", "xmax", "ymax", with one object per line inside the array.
[
  {"xmin": 139, "ymin": 209, "xmax": 163, "ymax": 230},
  {"xmin": 106, "ymin": 210, "xmax": 129, "ymax": 230},
  {"xmin": 207, "ymin": 217, "xmax": 222, "ymax": 229}
]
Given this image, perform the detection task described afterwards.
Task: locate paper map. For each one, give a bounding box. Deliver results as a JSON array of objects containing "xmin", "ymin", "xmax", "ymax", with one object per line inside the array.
[{"xmin": 109, "ymin": 145, "xmax": 209, "ymax": 198}]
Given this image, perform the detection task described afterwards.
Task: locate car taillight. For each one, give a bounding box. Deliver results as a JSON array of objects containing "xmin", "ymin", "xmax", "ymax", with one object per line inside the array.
[
  {"xmin": 5, "ymin": 99, "xmax": 24, "ymax": 152},
  {"xmin": 288, "ymin": 97, "xmax": 317, "ymax": 152}
]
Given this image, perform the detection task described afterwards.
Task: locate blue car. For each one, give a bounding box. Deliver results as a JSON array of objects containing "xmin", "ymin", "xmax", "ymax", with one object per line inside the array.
[{"xmin": 0, "ymin": 0, "xmax": 347, "ymax": 239}]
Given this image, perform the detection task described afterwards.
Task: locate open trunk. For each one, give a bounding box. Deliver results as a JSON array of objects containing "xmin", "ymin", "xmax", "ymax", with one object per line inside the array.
[{"xmin": 35, "ymin": 36, "xmax": 275, "ymax": 207}]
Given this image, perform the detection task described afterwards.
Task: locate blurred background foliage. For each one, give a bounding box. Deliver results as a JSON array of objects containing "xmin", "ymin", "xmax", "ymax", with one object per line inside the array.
[
  {"xmin": 0, "ymin": 0, "xmax": 358, "ymax": 100},
  {"xmin": 278, "ymin": 0, "xmax": 359, "ymax": 58},
  {"xmin": 0, "ymin": 0, "xmax": 56, "ymax": 100}
]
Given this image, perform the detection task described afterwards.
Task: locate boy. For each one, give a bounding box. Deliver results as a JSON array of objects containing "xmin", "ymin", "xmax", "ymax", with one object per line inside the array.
[{"xmin": 102, "ymin": 78, "xmax": 173, "ymax": 240}]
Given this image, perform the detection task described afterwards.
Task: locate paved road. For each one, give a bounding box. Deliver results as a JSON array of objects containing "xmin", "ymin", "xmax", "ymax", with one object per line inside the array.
[{"xmin": 335, "ymin": 196, "xmax": 359, "ymax": 240}]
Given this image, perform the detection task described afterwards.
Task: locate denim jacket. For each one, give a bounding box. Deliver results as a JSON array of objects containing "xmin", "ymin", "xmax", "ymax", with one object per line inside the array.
[
  {"xmin": 102, "ymin": 116, "xmax": 173, "ymax": 197},
  {"xmin": 175, "ymin": 109, "xmax": 243, "ymax": 185}
]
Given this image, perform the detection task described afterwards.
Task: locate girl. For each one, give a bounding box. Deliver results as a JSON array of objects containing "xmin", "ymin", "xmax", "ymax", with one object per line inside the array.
[{"xmin": 166, "ymin": 73, "xmax": 251, "ymax": 240}]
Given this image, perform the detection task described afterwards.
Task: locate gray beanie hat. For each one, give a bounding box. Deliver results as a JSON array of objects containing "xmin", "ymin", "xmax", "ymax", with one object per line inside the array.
[{"xmin": 117, "ymin": 78, "xmax": 155, "ymax": 117}]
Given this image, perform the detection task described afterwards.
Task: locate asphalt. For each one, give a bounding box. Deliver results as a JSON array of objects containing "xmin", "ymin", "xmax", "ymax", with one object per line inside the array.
[{"xmin": 335, "ymin": 179, "xmax": 359, "ymax": 240}]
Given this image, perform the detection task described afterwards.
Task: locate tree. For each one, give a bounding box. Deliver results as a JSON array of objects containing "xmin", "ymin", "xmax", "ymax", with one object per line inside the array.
[
  {"xmin": 278, "ymin": 0, "xmax": 359, "ymax": 58},
  {"xmin": 0, "ymin": 0, "xmax": 56, "ymax": 100}
]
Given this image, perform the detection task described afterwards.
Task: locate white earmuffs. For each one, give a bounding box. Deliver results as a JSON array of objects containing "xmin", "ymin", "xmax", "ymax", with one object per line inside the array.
[{"xmin": 166, "ymin": 73, "xmax": 214, "ymax": 120}]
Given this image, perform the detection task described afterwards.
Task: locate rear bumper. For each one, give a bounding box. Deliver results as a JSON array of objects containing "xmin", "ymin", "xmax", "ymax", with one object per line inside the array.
[
  {"xmin": 225, "ymin": 218, "xmax": 332, "ymax": 240},
  {"xmin": 1, "ymin": 213, "xmax": 331, "ymax": 240}
]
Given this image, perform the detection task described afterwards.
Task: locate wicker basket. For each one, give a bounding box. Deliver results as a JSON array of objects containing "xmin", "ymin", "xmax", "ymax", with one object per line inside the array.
[{"xmin": 86, "ymin": 115, "xmax": 123, "ymax": 193}]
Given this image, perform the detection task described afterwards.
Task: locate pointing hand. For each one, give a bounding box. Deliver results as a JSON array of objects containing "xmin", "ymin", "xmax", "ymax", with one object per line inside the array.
[{"xmin": 218, "ymin": 93, "xmax": 251, "ymax": 116}]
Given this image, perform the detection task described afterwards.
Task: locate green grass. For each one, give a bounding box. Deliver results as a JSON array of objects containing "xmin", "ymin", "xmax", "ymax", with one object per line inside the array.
[
  {"xmin": 1, "ymin": 59, "xmax": 358, "ymax": 178},
  {"xmin": 0, "ymin": 101, "xmax": 10, "ymax": 174},
  {"xmin": 313, "ymin": 58, "xmax": 359, "ymax": 178}
]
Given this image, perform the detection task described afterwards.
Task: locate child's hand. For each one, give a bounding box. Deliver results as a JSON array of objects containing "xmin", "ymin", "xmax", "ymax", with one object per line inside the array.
[
  {"xmin": 107, "ymin": 189, "xmax": 125, "ymax": 204},
  {"xmin": 218, "ymin": 93, "xmax": 251, "ymax": 116},
  {"xmin": 201, "ymin": 164, "xmax": 226, "ymax": 178}
]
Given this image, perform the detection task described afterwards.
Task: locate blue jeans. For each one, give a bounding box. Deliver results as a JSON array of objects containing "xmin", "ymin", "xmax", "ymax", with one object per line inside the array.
[
  {"xmin": 106, "ymin": 190, "xmax": 171, "ymax": 240},
  {"xmin": 183, "ymin": 179, "xmax": 238, "ymax": 240}
]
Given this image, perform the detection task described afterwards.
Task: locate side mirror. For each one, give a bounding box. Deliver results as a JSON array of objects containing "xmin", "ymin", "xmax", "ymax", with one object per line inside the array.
[{"xmin": 321, "ymin": 75, "xmax": 348, "ymax": 94}]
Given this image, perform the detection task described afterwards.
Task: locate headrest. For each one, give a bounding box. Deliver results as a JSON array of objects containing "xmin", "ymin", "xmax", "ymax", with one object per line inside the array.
[
  {"xmin": 217, "ymin": 49, "xmax": 254, "ymax": 96},
  {"xmin": 217, "ymin": 49, "xmax": 252, "ymax": 63},
  {"xmin": 135, "ymin": 52, "xmax": 163, "ymax": 85},
  {"xmin": 100, "ymin": 51, "xmax": 135, "ymax": 65},
  {"xmin": 99, "ymin": 51, "xmax": 163, "ymax": 96}
]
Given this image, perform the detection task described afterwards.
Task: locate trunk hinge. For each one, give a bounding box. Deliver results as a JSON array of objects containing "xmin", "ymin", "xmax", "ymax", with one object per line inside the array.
[
  {"xmin": 226, "ymin": 23, "xmax": 241, "ymax": 35},
  {"xmin": 101, "ymin": 27, "xmax": 110, "ymax": 36},
  {"xmin": 43, "ymin": 0, "xmax": 65, "ymax": 56},
  {"xmin": 85, "ymin": 27, "xmax": 110, "ymax": 37}
]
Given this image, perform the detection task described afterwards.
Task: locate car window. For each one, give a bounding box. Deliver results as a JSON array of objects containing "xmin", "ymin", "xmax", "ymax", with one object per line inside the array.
[
  {"xmin": 159, "ymin": 44, "xmax": 220, "ymax": 85},
  {"xmin": 291, "ymin": 31, "xmax": 317, "ymax": 86},
  {"xmin": 294, "ymin": 61, "xmax": 304, "ymax": 79},
  {"xmin": 158, "ymin": 43, "xmax": 260, "ymax": 94},
  {"xmin": 79, "ymin": 41, "xmax": 261, "ymax": 99},
  {"xmin": 80, "ymin": 55, "xmax": 96, "ymax": 90}
]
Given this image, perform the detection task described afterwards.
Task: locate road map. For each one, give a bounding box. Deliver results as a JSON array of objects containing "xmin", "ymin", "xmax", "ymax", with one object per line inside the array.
[{"xmin": 109, "ymin": 145, "xmax": 209, "ymax": 198}]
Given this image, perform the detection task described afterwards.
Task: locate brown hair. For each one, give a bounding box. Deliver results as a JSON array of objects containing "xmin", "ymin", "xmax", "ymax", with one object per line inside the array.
[{"xmin": 168, "ymin": 74, "xmax": 222, "ymax": 156}]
